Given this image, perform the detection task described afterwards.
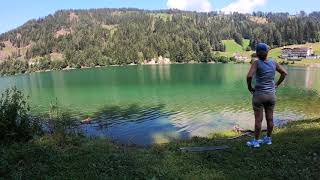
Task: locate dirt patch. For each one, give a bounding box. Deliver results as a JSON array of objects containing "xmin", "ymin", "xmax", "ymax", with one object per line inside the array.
[
  {"xmin": 69, "ymin": 12, "xmax": 79, "ymax": 21},
  {"xmin": 144, "ymin": 56, "xmax": 171, "ymax": 65},
  {"xmin": 4, "ymin": 41, "xmax": 13, "ymax": 48},
  {"xmin": 249, "ymin": 16, "xmax": 268, "ymax": 24},
  {"xmin": 0, "ymin": 41, "xmax": 32, "ymax": 60},
  {"xmin": 111, "ymin": 11, "xmax": 124, "ymax": 16},
  {"xmin": 50, "ymin": 52, "xmax": 64, "ymax": 61},
  {"xmin": 0, "ymin": 51, "xmax": 6, "ymax": 61},
  {"xmin": 55, "ymin": 28, "xmax": 71, "ymax": 38},
  {"xmin": 0, "ymin": 41, "xmax": 13, "ymax": 60},
  {"xmin": 16, "ymin": 33, "xmax": 22, "ymax": 39},
  {"xmin": 101, "ymin": 24, "xmax": 118, "ymax": 30}
]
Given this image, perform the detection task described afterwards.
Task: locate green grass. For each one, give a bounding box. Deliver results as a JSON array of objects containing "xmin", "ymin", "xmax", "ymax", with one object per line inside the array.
[
  {"xmin": 1, "ymin": 119, "xmax": 320, "ymax": 179},
  {"xmin": 218, "ymin": 39, "xmax": 253, "ymax": 60},
  {"xmin": 268, "ymin": 47, "xmax": 282, "ymax": 59},
  {"xmin": 307, "ymin": 42, "xmax": 320, "ymax": 54},
  {"xmin": 222, "ymin": 39, "xmax": 250, "ymax": 53},
  {"xmin": 282, "ymin": 59, "xmax": 320, "ymax": 67},
  {"xmin": 243, "ymin": 39, "xmax": 250, "ymax": 50}
]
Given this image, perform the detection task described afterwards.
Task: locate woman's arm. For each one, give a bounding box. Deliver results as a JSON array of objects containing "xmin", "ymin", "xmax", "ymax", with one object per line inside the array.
[
  {"xmin": 275, "ymin": 62, "xmax": 288, "ymax": 88},
  {"xmin": 247, "ymin": 61, "xmax": 258, "ymax": 94}
]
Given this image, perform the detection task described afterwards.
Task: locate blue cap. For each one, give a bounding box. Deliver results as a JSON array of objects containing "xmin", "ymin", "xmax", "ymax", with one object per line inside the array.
[{"xmin": 256, "ymin": 43, "xmax": 269, "ymax": 53}]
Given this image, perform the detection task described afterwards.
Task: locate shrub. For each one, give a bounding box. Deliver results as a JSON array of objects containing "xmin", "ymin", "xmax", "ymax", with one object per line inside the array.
[
  {"xmin": 230, "ymin": 57, "xmax": 237, "ymax": 62},
  {"xmin": 280, "ymin": 61, "xmax": 289, "ymax": 65},
  {"xmin": 0, "ymin": 87, "xmax": 40, "ymax": 143},
  {"xmin": 46, "ymin": 100, "xmax": 78, "ymax": 146},
  {"xmin": 213, "ymin": 56, "xmax": 230, "ymax": 63},
  {"xmin": 0, "ymin": 60, "xmax": 29, "ymax": 75},
  {"xmin": 0, "ymin": 42, "xmax": 5, "ymax": 50}
]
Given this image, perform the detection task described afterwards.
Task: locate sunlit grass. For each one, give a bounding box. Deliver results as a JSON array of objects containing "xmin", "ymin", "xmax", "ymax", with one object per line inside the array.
[
  {"xmin": 1, "ymin": 119, "xmax": 319, "ymax": 179},
  {"xmin": 268, "ymin": 47, "xmax": 282, "ymax": 59},
  {"xmin": 222, "ymin": 39, "xmax": 250, "ymax": 53}
]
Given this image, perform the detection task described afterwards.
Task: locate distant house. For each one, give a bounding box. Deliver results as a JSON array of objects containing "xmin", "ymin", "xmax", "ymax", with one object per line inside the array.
[
  {"xmin": 306, "ymin": 55, "xmax": 320, "ymax": 59},
  {"xmin": 281, "ymin": 47, "xmax": 314, "ymax": 59},
  {"xmin": 233, "ymin": 53, "xmax": 248, "ymax": 62}
]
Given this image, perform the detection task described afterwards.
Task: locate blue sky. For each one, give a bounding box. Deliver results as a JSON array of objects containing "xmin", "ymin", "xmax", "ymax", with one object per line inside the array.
[{"xmin": 0, "ymin": 0, "xmax": 319, "ymax": 34}]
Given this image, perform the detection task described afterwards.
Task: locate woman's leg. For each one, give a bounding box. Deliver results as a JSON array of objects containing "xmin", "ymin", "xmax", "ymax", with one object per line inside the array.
[
  {"xmin": 253, "ymin": 94, "xmax": 264, "ymax": 140},
  {"xmin": 265, "ymin": 108, "xmax": 274, "ymax": 137},
  {"xmin": 265, "ymin": 94, "xmax": 276, "ymax": 137},
  {"xmin": 254, "ymin": 109, "xmax": 264, "ymax": 139}
]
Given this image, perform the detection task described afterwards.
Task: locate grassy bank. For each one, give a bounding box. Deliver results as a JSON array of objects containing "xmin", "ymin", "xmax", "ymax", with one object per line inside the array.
[
  {"xmin": 286, "ymin": 59, "xmax": 320, "ymax": 67},
  {"xmin": 1, "ymin": 118, "xmax": 319, "ymax": 179}
]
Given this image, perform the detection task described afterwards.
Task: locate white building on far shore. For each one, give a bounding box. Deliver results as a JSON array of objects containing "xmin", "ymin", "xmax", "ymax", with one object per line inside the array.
[{"xmin": 281, "ymin": 46, "xmax": 314, "ymax": 59}]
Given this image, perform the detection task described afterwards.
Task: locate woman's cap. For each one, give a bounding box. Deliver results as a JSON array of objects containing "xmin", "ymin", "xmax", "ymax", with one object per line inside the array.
[{"xmin": 256, "ymin": 43, "xmax": 269, "ymax": 53}]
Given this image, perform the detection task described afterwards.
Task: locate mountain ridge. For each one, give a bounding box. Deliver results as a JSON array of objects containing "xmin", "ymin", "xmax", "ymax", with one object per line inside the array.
[{"xmin": 0, "ymin": 8, "xmax": 320, "ymax": 75}]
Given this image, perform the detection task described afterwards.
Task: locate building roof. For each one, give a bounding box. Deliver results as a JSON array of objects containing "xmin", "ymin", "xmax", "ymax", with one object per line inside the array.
[{"xmin": 282, "ymin": 46, "xmax": 312, "ymax": 50}]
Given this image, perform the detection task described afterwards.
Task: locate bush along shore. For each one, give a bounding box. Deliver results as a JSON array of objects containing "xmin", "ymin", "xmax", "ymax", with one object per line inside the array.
[{"xmin": 0, "ymin": 88, "xmax": 319, "ymax": 179}]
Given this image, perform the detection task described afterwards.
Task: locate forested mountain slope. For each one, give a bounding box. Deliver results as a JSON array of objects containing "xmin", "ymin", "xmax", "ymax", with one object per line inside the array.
[{"xmin": 0, "ymin": 8, "xmax": 320, "ymax": 74}]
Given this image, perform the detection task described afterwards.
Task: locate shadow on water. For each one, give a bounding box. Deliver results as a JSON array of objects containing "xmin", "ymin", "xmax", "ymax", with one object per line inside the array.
[{"xmin": 78, "ymin": 103, "xmax": 191, "ymax": 146}]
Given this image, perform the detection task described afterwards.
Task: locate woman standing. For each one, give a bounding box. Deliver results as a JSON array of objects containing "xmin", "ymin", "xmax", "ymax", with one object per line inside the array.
[{"xmin": 246, "ymin": 43, "xmax": 288, "ymax": 148}]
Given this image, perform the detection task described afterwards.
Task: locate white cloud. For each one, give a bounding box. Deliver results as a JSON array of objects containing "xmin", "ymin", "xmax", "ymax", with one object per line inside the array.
[
  {"xmin": 221, "ymin": 0, "xmax": 267, "ymax": 14},
  {"xmin": 166, "ymin": 0, "xmax": 213, "ymax": 12}
]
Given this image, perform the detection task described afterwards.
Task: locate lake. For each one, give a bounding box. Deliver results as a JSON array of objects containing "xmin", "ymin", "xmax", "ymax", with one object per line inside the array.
[{"xmin": 0, "ymin": 64, "xmax": 320, "ymax": 145}]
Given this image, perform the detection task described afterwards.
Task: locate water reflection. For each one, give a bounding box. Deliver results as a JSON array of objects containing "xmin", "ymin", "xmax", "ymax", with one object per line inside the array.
[
  {"xmin": 80, "ymin": 103, "xmax": 190, "ymax": 145},
  {"xmin": 0, "ymin": 64, "xmax": 319, "ymax": 145},
  {"xmin": 286, "ymin": 66, "xmax": 320, "ymax": 91}
]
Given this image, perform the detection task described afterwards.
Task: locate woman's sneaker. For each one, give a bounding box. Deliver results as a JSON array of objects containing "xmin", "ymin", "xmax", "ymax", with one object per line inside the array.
[
  {"xmin": 246, "ymin": 139, "xmax": 260, "ymax": 148},
  {"xmin": 259, "ymin": 136, "xmax": 272, "ymax": 145}
]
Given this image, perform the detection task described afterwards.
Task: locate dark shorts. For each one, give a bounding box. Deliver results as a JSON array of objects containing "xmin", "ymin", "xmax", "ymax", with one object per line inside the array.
[{"xmin": 252, "ymin": 93, "xmax": 276, "ymax": 111}]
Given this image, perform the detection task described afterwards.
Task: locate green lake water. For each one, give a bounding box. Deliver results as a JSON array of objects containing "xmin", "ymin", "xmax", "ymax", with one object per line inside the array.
[{"xmin": 0, "ymin": 64, "xmax": 320, "ymax": 145}]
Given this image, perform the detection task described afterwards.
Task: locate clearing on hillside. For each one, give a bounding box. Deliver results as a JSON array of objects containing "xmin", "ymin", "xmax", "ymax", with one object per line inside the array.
[
  {"xmin": 222, "ymin": 39, "xmax": 250, "ymax": 53},
  {"xmin": 217, "ymin": 39, "xmax": 252, "ymax": 58}
]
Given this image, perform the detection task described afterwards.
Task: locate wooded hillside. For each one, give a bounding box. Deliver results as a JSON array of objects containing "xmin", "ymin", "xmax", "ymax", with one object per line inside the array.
[{"xmin": 1, "ymin": 9, "xmax": 320, "ymax": 74}]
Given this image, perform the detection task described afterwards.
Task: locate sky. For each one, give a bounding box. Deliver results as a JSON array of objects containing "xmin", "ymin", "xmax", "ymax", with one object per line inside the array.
[{"xmin": 0, "ymin": 0, "xmax": 319, "ymax": 33}]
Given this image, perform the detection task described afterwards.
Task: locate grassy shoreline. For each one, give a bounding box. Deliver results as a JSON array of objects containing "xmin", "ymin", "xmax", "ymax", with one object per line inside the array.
[{"xmin": 1, "ymin": 118, "xmax": 319, "ymax": 179}]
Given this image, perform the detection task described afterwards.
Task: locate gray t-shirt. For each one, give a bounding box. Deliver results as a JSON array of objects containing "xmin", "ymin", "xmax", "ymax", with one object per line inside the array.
[{"xmin": 254, "ymin": 59, "xmax": 276, "ymax": 94}]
